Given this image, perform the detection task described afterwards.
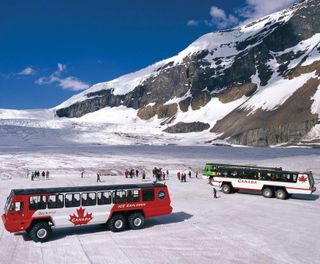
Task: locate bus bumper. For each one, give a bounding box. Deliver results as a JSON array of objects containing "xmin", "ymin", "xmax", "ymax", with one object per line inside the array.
[
  {"xmin": 1, "ymin": 214, "xmax": 11, "ymax": 232},
  {"xmin": 1, "ymin": 214, "xmax": 22, "ymax": 233}
]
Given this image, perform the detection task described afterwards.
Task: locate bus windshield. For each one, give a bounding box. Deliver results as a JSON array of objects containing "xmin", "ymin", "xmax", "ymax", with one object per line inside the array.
[{"xmin": 4, "ymin": 193, "xmax": 13, "ymax": 213}]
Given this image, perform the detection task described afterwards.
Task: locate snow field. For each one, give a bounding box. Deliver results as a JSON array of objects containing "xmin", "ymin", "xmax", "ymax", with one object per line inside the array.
[{"xmin": 0, "ymin": 146, "xmax": 319, "ymax": 264}]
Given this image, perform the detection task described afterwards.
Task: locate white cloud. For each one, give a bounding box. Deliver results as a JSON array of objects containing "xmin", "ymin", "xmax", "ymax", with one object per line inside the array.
[
  {"xmin": 239, "ymin": 0, "xmax": 297, "ymax": 23},
  {"xmin": 18, "ymin": 66, "xmax": 35, "ymax": 76},
  {"xmin": 207, "ymin": 6, "xmax": 239, "ymax": 29},
  {"xmin": 210, "ymin": 6, "xmax": 226, "ymax": 19},
  {"xmin": 35, "ymin": 64, "xmax": 89, "ymax": 91},
  {"xmin": 187, "ymin": 20, "xmax": 200, "ymax": 26},
  {"xmin": 187, "ymin": 1, "xmax": 297, "ymax": 29},
  {"xmin": 59, "ymin": 76, "xmax": 90, "ymax": 91},
  {"xmin": 57, "ymin": 63, "xmax": 67, "ymax": 73}
]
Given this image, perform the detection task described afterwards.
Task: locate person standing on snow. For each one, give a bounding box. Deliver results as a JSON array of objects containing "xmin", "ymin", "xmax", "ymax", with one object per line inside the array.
[
  {"xmin": 188, "ymin": 171, "xmax": 192, "ymax": 178},
  {"xmin": 97, "ymin": 173, "xmax": 102, "ymax": 183},
  {"xmin": 142, "ymin": 170, "xmax": 146, "ymax": 180},
  {"xmin": 213, "ymin": 187, "xmax": 217, "ymax": 198}
]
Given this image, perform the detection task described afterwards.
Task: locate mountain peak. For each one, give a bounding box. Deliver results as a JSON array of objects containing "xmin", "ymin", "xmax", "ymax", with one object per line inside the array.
[{"xmin": 55, "ymin": 0, "xmax": 320, "ymax": 147}]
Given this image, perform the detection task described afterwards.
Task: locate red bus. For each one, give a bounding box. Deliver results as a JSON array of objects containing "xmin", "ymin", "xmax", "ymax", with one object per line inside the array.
[{"xmin": 2, "ymin": 183, "xmax": 172, "ymax": 242}]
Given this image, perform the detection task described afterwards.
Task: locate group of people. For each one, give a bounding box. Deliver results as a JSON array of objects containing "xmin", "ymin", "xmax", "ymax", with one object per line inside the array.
[
  {"xmin": 124, "ymin": 169, "xmax": 146, "ymax": 179},
  {"xmin": 31, "ymin": 170, "xmax": 49, "ymax": 181},
  {"xmin": 176, "ymin": 170, "xmax": 199, "ymax": 182},
  {"xmin": 153, "ymin": 167, "xmax": 169, "ymax": 181}
]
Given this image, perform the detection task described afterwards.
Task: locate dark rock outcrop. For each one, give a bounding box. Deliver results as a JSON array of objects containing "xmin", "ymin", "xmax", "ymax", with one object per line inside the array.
[
  {"xmin": 157, "ymin": 104, "xmax": 178, "ymax": 119},
  {"xmin": 218, "ymin": 83, "xmax": 257, "ymax": 103},
  {"xmin": 164, "ymin": 122, "xmax": 210, "ymax": 133}
]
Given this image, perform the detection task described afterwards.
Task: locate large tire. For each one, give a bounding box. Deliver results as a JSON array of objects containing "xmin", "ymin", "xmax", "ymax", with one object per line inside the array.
[
  {"xmin": 275, "ymin": 189, "xmax": 288, "ymax": 200},
  {"xmin": 128, "ymin": 213, "xmax": 144, "ymax": 230},
  {"xmin": 262, "ymin": 187, "xmax": 274, "ymax": 198},
  {"xmin": 29, "ymin": 222, "xmax": 52, "ymax": 243},
  {"xmin": 221, "ymin": 183, "xmax": 232, "ymax": 194},
  {"xmin": 108, "ymin": 214, "xmax": 126, "ymax": 232}
]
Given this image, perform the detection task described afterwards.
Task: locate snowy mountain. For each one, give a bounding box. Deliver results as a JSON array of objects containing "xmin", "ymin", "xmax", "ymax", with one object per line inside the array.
[{"xmin": 2, "ymin": 0, "xmax": 320, "ymax": 147}]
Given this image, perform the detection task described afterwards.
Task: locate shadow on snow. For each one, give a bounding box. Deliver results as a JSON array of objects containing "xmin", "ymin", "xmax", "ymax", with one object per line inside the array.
[{"xmin": 16, "ymin": 211, "xmax": 193, "ymax": 242}]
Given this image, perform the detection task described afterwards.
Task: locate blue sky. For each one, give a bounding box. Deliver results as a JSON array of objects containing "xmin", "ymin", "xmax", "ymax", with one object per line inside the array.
[{"xmin": 0, "ymin": 0, "xmax": 296, "ymax": 109}]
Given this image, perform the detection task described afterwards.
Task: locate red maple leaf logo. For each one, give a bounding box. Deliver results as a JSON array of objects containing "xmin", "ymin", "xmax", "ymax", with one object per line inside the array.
[
  {"xmin": 298, "ymin": 176, "xmax": 307, "ymax": 183},
  {"xmin": 69, "ymin": 207, "xmax": 93, "ymax": 226}
]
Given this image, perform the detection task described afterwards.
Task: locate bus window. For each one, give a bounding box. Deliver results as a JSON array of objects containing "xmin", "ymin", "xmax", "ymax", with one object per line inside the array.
[
  {"xmin": 65, "ymin": 193, "xmax": 80, "ymax": 208},
  {"xmin": 142, "ymin": 189, "xmax": 155, "ymax": 201},
  {"xmin": 82, "ymin": 192, "xmax": 96, "ymax": 206},
  {"xmin": 29, "ymin": 196, "xmax": 46, "ymax": 210},
  {"xmin": 231, "ymin": 171, "xmax": 238, "ymax": 177},
  {"xmin": 292, "ymin": 174, "xmax": 298, "ymax": 182},
  {"xmin": 97, "ymin": 192, "xmax": 111, "ymax": 205},
  {"xmin": 113, "ymin": 190, "xmax": 126, "ymax": 204},
  {"xmin": 48, "ymin": 194, "xmax": 64, "ymax": 209},
  {"xmin": 10, "ymin": 202, "xmax": 23, "ymax": 212},
  {"xmin": 127, "ymin": 190, "xmax": 140, "ymax": 203}
]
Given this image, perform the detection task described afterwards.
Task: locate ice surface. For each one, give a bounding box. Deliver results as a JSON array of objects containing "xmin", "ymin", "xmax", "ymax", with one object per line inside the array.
[{"xmin": 0, "ymin": 145, "xmax": 319, "ymax": 264}]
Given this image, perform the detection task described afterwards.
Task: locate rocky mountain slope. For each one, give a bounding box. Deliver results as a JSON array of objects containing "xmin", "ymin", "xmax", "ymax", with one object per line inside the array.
[{"xmin": 54, "ymin": 0, "xmax": 320, "ymax": 147}]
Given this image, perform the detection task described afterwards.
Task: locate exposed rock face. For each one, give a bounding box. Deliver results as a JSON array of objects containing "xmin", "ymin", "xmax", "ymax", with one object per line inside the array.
[
  {"xmin": 212, "ymin": 78, "xmax": 320, "ymax": 146},
  {"xmin": 227, "ymin": 121, "xmax": 317, "ymax": 146},
  {"xmin": 137, "ymin": 105, "xmax": 157, "ymax": 120},
  {"xmin": 164, "ymin": 122, "xmax": 210, "ymax": 133},
  {"xmin": 191, "ymin": 91, "xmax": 211, "ymax": 110},
  {"xmin": 218, "ymin": 83, "xmax": 257, "ymax": 103},
  {"xmin": 55, "ymin": 0, "xmax": 320, "ymax": 146},
  {"xmin": 179, "ymin": 97, "xmax": 191, "ymax": 112},
  {"xmin": 157, "ymin": 104, "xmax": 178, "ymax": 119}
]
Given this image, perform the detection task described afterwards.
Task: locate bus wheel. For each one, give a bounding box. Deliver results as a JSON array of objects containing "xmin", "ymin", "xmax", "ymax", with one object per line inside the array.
[
  {"xmin": 29, "ymin": 222, "xmax": 52, "ymax": 243},
  {"xmin": 262, "ymin": 187, "xmax": 274, "ymax": 198},
  {"xmin": 128, "ymin": 213, "xmax": 145, "ymax": 230},
  {"xmin": 108, "ymin": 214, "xmax": 126, "ymax": 232},
  {"xmin": 221, "ymin": 183, "xmax": 232, "ymax": 194},
  {"xmin": 275, "ymin": 189, "xmax": 288, "ymax": 200}
]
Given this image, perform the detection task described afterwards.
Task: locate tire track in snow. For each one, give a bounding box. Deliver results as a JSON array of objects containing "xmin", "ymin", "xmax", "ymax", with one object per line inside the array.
[{"xmin": 76, "ymin": 235, "xmax": 92, "ymax": 264}]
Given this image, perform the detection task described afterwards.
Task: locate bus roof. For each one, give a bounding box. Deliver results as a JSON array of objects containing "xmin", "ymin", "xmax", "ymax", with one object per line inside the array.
[
  {"xmin": 11, "ymin": 183, "xmax": 166, "ymax": 196},
  {"xmin": 205, "ymin": 163, "xmax": 308, "ymax": 174},
  {"xmin": 205, "ymin": 163, "xmax": 283, "ymax": 171}
]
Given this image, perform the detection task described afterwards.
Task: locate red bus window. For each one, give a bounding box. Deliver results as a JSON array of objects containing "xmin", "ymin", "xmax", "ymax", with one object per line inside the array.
[
  {"xmin": 29, "ymin": 196, "xmax": 46, "ymax": 210},
  {"xmin": 10, "ymin": 202, "xmax": 23, "ymax": 212},
  {"xmin": 142, "ymin": 189, "xmax": 154, "ymax": 201},
  {"xmin": 97, "ymin": 192, "xmax": 111, "ymax": 205},
  {"xmin": 127, "ymin": 190, "xmax": 140, "ymax": 203},
  {"xmin": 113, "ymin": 190, "xmax": 126, "ymax": 204},
  {"xmin": 65, "ymin": 193, "xmax": 80, "ymax": 208},
  {"xmin": 82, "ymin": 192, "xmax": 96, "ymax": 206},
  {"xmin": 48, "ymin": 194, "xmax": 64, "ymax": 209}
]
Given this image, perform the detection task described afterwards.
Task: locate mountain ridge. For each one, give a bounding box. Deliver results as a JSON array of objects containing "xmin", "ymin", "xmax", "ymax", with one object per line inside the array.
[{"xmin": 1, "ymin": 0, "xmax": 320, "ymax": 147}]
